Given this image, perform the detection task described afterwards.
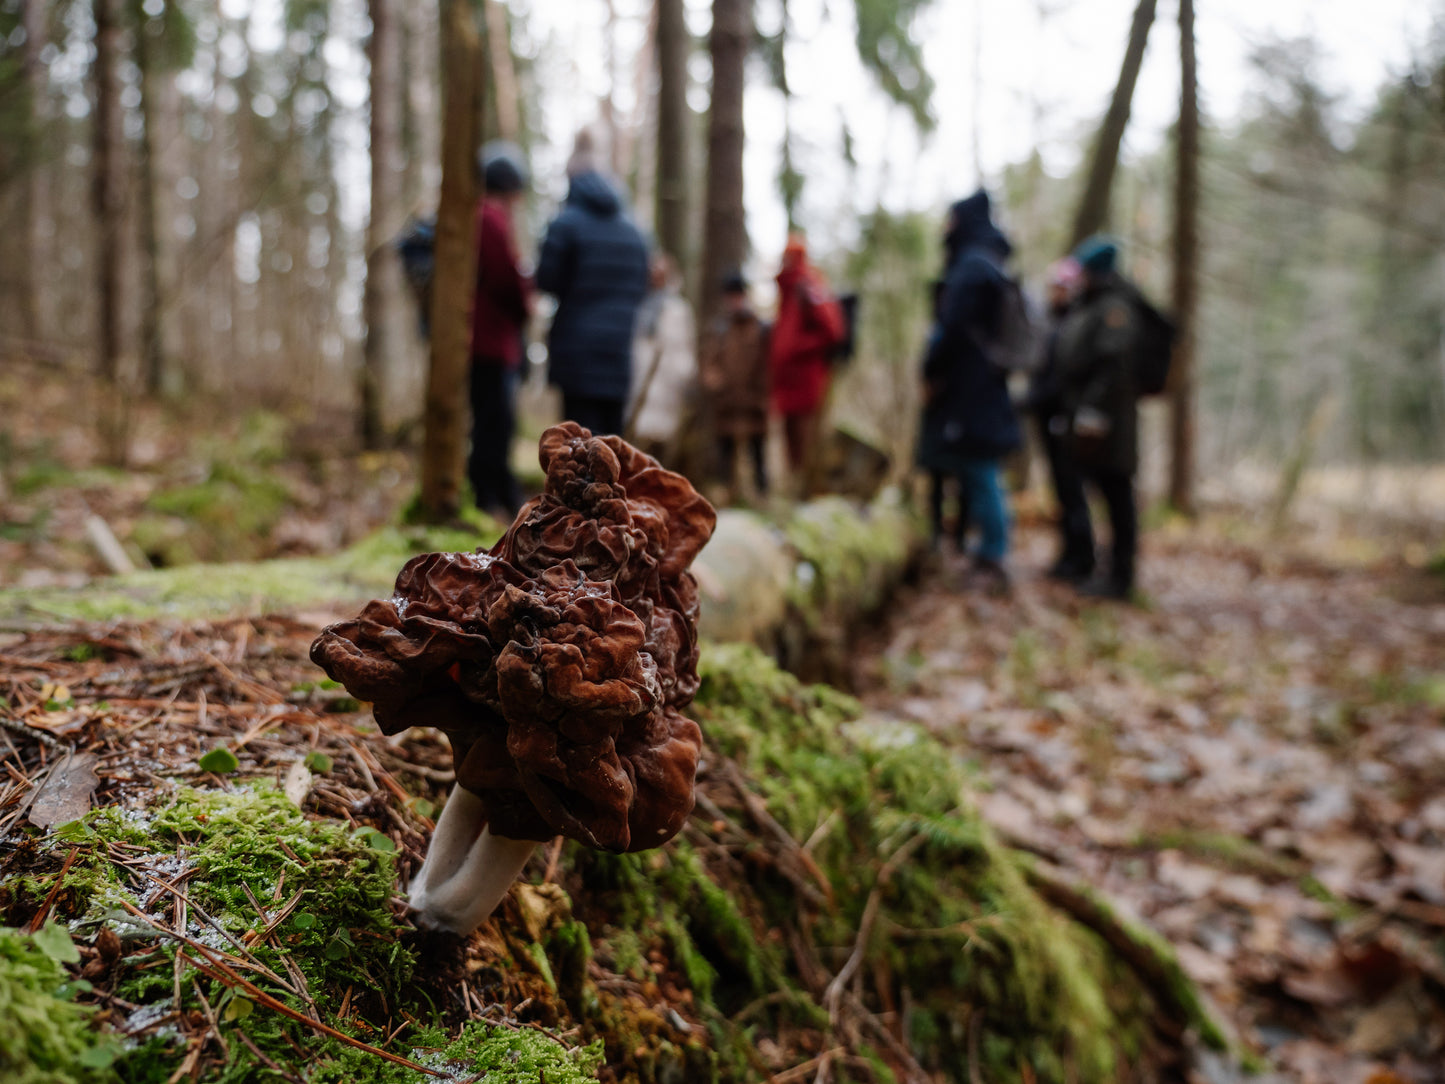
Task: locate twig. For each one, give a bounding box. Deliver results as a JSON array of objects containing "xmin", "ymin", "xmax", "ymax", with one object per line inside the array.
[
  {"xmin": 716, "ymin": 759, "xmax": 834, "ymax": 906},
  {"xmin": 191, "ymin": 978, "xmax": 230, "ymax": 1061},
  {"xmin": 346, "ymin": 744, "xmax": 378, "ymax": 793},
  {"xmin": 543, "ymin": 837, "xmax": 565, "ymax": 883},
  {"xmin": 235, "ymin": 1030, "xmax": 303, "ymax": 1084},
  {"xmin": 823, "ymin": 830, "xmax": 929, "ymax": 1020},
  {"xmin": 27, "ymin": 846, "xmax": 80, "ymax": 932},
  {"xmin": 770, "ymin": 1047, "xmax": 845, "ymax": 1084}
]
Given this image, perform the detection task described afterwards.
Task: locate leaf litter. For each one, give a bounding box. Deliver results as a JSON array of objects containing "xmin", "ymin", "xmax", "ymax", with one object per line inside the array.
[{"xmin": 853, "ymin": 524, "xmax": 1445, "ymax": 1083}]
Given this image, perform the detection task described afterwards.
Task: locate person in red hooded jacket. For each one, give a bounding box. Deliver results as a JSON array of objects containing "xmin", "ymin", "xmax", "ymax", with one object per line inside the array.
[
  {"xmin": 469, "ymin": 141, "xmax": 534, "ymax": 519},
  {"xmin": 769, "ymin": 234, "xmax": 847, "ymax": 481}
]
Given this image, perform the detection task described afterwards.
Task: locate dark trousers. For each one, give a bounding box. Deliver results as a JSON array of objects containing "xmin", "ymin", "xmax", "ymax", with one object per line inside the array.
[
  {"xmin": 1038, "ymin": 414, "xmax": 1095, "ymax": 573},
  {"xmin": 717, "ymin": 434, "xmax": 767, "ymax": 495},
  {"xmin": 468, "ymin": 361, "xmax": 520, "ymax": 516},
  {"xmin": 562, "ymin": 392, "xmax": 626, "ymax": 437},
  {"xmin": 1084, "ymin": 466, "xmax": 1136, "ymax": 592},
  {"xmin": 929, "ymin": 470, "xmax": 964, "ymax": 548}
]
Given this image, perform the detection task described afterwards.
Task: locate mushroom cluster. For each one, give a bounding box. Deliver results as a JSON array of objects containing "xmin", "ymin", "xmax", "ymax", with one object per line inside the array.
[{"xmin": 310, "ymin": 423, "xmax": 717, "ymax": 934}]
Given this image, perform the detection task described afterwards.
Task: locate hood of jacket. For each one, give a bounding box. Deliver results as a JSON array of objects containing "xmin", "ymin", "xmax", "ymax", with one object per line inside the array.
[
  {"xmin": 944, "ymin": 190, "xmax": 1012, "ymax": 265},
  {"xmin": 567, "ymin": 170, "xmax": 623, "ymax": 217}
]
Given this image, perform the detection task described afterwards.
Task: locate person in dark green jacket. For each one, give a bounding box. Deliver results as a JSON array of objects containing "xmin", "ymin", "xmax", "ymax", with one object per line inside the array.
[{"xmin": 1055, "ymin": 236, "xmax": 1141, "ymax": 600}]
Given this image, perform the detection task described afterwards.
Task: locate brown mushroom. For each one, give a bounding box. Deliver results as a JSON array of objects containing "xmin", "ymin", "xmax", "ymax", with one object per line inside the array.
[{"xmin": 310, "ymin": 423, "xmax": 717, "ymax": 934}]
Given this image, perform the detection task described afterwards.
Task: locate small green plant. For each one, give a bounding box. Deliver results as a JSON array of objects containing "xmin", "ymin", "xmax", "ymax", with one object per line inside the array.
[{"xmin": 197, "ymin": 747, "xmax": 239, "ymax": 774}]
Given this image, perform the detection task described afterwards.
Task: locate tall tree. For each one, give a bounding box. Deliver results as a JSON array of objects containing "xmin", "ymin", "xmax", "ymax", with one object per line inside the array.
[
  {"xmin": 133, "ymin": 0, "xmax": 192, "ymax": 398},
  {"xmin": 482, "ymin": 0, "xmax": 519, "ymax": 142},
  {"xmin": 22, "ymin": 0, "xmax": 49, "ymax": 343},
  {"xmin": 361, "ymin": 0, "xmax": 407, "ymax": 448},
  {"xmin": 1069, "ymin": 0, "xmax": 1158, "ymax": 248},
  {"xmin": 418, "ymin": 0, "xmax": 482, "ymax": 520},
  {"xmin": 654, "ymin": 0, "xmax": 688, "ymax": 271},
  {"xmin": 699, "ymin": 0, "xmax": 750, "ymax": 323},
  {"xmin": 92, "ymin": 0, "xmax": 128, "ymax": 462},
  {"xmin": 1168, "ymin": 0, "xmax": 1200, "ymax": 512},
  {"xmin": 403, "ymin": 0, "xmax": 441, "ymax": 211}
]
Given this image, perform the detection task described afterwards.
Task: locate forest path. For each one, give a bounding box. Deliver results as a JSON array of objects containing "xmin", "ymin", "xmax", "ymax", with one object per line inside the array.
[{"xmin": 854, "ymin": 528, "xmax": 1445, "ymax": 1084}]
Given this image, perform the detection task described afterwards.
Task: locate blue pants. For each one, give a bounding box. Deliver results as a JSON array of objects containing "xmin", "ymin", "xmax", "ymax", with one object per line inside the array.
[{"xmin": 959, "ymin": 458, "xmax": 1010, "ymax": 562}]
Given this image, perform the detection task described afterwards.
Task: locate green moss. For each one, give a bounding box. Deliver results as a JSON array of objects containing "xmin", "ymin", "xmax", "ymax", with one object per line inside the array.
[
  {"xmin": 0, "ymin": 926, "xmax": 119, "ymax": 1083},
  {"xmin": 0, "ymin": 523, "xmax": 500, "ymax": 623},
  {"xmin": 1139, "ymin": 828, "xmax": 1306, "ymax": 881},
  {"xmin": 784, "ymin": 496, "xmax": 914, "ymax": 627},
  {"xmin": 687, "ymin": 643, "xmax": 1141, "ymax": 1082},
  {"xmin": 6, "ymin": 785, "xmax": 424, "ymax": 1084}
]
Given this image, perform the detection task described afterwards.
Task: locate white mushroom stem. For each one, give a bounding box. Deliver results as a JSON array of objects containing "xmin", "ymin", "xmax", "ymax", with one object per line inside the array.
[{"xmin": 408, "ymin": 786, "xmax": 537, "ymax": 935}]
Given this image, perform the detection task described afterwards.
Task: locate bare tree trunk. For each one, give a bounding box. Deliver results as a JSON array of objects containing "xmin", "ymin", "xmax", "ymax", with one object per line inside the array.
[
  {"xmin": 93, "ymin": 0, "xmax": 128, "ymax": 463},
  {"xmin": 700, "ymin": 0, "xmax": 750, "ymax": 325},
  {"xmin": 362, "ymin": 0, "xmax": 407, "ymax": 448},
  {"xmin": 419, "ymin": 0, "xmax": 483, "ymax": 520},
  {"xmin": 1068, "ymin": 0, "xmax": 1158, "ymax": 249},
  {"xmin": 23, "ymin": 0, "xmax": 49, "ymax": 343},
  {"xmin": 136, "ymin": 19, "xmax": 180, "ymax": 398},
  {"xmin": 1168, "ymin": 0, "xmax": 1199, "ymax": 513},
  {"xmin": 655, "ymin": 0, "xmax": 688, "ymax": 271},
  {"xmin": 404, "ymin": 0, "xmax": 441, "ymax": 211},
  {"xmin": 483, "ymin": 0, "xmax": 520, "ymax": 142}
]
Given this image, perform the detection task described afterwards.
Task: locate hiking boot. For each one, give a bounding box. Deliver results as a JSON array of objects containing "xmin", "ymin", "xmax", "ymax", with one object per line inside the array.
[
  {"xmin": 970, "ymin": 556, "xmax": 1013, "ymax": 596},
  {"xmin": 1077, "ymin": 576, "xmax": 1132, "ymax": 602},
  {"xmin": 1047, "ymin": 556, "xmax": 1094, "ymax": 584}
]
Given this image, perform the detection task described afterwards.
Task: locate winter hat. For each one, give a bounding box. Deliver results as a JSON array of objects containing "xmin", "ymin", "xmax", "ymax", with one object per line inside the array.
[
  {"xmin": 1073, "ymin": 235, "xmax": 1120, "ymax": 274},
  {"xmin": 479, "ymin": 141, "xmax": 528, "ymax": 194}
]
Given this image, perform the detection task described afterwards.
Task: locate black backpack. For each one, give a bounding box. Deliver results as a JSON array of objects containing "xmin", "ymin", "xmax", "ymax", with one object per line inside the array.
[
  {"xmin": 830, "ymin": 292, "xmax": 860, "ymax": 364},
  {"xmin": 1124, "ymin": 284, "xmax": 1177, "ymax": 397},
  {"xmin": 394, "ymin": 215, "xmax": 437, "ymax": 334},
  {"xmin": 974, "ymin": 273, "xmax": 1045, "ymax": 374}
]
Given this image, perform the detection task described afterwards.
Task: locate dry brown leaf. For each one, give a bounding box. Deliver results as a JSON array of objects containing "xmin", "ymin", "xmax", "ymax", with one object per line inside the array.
[{"xmin": 28, "ymin": 749, "xmax": 101, "ymax": 829}]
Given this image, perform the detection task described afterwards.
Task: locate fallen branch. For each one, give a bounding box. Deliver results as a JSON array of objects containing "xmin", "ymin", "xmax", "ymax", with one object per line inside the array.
[{"xmin": 1020, "ymin": 857, "xmax": 1233, "ymax": 1052}]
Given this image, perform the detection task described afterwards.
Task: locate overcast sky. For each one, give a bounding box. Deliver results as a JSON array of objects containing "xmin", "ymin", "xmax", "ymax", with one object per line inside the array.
[{"xmin": 524, "ymin": 0, "xmax": 1441, "ymax": 267}]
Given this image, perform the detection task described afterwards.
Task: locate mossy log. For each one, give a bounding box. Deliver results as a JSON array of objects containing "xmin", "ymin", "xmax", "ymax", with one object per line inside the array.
[
  {"xmin": 694, "ymin": 493, "xmax": 918, "ymax": 682},
  {"xmin": 3, "ymin": 645, "xmax": 1213, "ymax": 1084}
]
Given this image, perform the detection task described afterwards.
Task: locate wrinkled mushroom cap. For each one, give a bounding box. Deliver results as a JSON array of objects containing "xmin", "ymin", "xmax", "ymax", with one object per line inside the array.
[{"xmin": 310, "ymin": 423, "xmax": 717, "ymax": 853}]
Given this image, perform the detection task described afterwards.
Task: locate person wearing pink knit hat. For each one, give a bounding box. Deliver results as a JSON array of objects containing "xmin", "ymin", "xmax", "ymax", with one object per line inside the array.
[{"xmin": 1024, "ymin": 256, "xmax": 1094, "ymax": 581}]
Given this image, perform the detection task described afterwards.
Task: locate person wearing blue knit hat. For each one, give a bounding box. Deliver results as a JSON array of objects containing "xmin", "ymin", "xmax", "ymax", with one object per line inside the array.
[
  {"xmin": 1053, "ymin": 234, "xmax": 1141, "ymax": 601},
  {"xmin": 1073, "ymin": 235, "xmax": 1120, "ymax": 276}
]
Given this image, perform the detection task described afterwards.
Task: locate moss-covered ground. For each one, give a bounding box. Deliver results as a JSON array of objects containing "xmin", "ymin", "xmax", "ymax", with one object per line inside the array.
[{"xmin": 1, "ymin": 615, "xmax": 1205, "ymax": 1083}]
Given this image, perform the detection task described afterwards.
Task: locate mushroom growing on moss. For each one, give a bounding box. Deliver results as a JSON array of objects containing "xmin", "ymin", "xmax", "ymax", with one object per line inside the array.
[{"xmin": 310, "ymin": 423, "xmax": 717, "ymax": 934}]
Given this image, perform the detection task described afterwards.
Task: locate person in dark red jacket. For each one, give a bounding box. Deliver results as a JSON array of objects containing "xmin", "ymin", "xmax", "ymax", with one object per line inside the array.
[
  {"xmin": 769, "ymin": 234, "xmax": 846, "ymax": 483},
  {"xmin": 469, "ymin": 141, "xmax": 534, "ymax": 518}
]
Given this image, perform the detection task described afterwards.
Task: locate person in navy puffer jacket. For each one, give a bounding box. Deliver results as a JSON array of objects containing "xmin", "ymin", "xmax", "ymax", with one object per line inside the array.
[
  {"xmin": 916, "ymin": 189, "xmax": 1023, "ymax": 587},
  {"xmin": 535, "ymin": 132, "xmax": 651, "ymax": 437}
]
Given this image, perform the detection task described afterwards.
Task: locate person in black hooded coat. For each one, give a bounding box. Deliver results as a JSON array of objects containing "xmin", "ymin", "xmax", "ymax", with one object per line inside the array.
[
  {"xmin": 536, "ymin": 161, "xmax": 651, "ymax": 436},
  {"xmin": 916, "ymin": 190, "xmax": 1022, "ymax": 578}
]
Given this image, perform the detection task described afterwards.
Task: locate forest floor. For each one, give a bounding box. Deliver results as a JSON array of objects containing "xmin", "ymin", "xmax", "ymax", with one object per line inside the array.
[{"xmin": 853, "ymin": 525, "xmax": 1445, "ymax": 1084}]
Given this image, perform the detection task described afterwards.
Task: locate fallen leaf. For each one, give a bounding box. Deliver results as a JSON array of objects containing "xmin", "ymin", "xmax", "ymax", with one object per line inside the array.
[
  {"xmin": 1346, "ymin": 983, "xmax": 1428, "ymax": 1056},
  {"xmin": 282, "ymin": 760, "xmax": 313, "ymax": 806},
  {"xmin": 28, "ymin": 750, "xmax": 100, "ymax": 830}
]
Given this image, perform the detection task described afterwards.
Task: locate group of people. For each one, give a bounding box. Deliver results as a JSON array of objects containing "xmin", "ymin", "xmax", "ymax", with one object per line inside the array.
[
  {"xmin": 464, "ymin": 133, "xmax": 850, "ymax": 519},
  {"xmin": 463, "ymin": 140, "xmax": 1146, "ymax": 600},
  {"xmin": 918, "ymin": 189, "xmax": 1148, "ymax": 601}
]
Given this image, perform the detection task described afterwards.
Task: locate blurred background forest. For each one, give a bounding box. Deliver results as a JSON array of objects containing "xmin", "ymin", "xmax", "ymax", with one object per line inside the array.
[{"xmin": 0, "ymin": 0, "xmax": 1443, "ymax": 581}]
